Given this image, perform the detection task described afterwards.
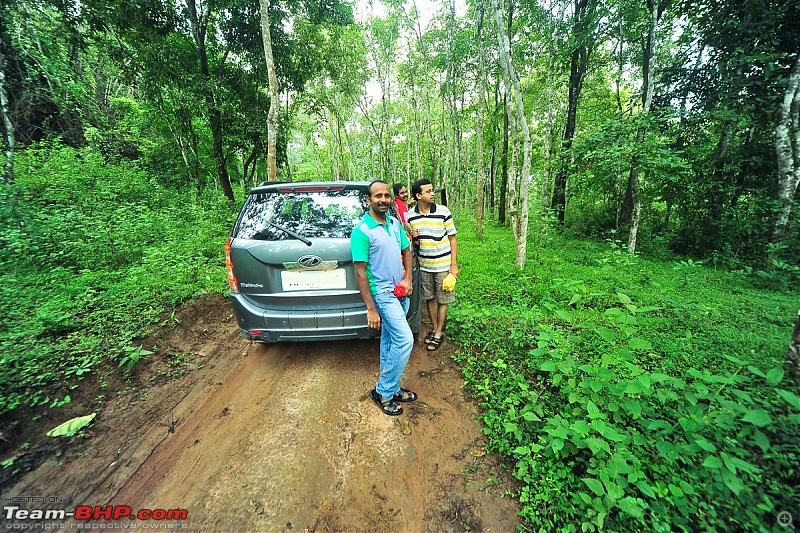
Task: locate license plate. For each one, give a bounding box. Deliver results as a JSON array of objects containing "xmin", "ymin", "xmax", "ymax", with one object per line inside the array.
[{"xmin": 281, "ymin": 270, "xmax": 346, "ymax": 291}]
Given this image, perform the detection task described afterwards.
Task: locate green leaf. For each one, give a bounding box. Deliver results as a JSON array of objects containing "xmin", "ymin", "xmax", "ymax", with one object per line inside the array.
[
  {"xmin": 722, "ymin": 469, "xmax": 743, "ymax": 496},
  {"xmin": 616, "ymin": 497, "xmax": 644, "ymax": 518},
  {"xmin": 753, "ymin": 430, "xmax": 770, "ymax": 452},
  {"xmin": 636, "ymin": 481, "xmax": 656, "ymax": 499},
  {"xmin": 603, "ymin": 478, "xmax": 625, "ymax": 501},
  {"xmin": 587, "ymin": 401, "xmax": 600, "ymax": 417},
  {"xmin": 555, "ymin": 309, "xmax": 573, "ymax": 322},
  {"xmin": 596, "ymin": 328, "xmax": 615, "ymax": 342},
  {"xmin": 623, "ymin": 399, "xmax": 642, "ymax": 418},
  {"xmin": 583, "ymin": 477, "xmax": 605, "ymax": 497},
  {"xmin": 583, "ymin": 437, "xmax": 611, "ymax": 455},
  {"xmin": 693, "ymin": 435, "xmax": 717, "ymax": 452},
  {"xmin": 540, "ymin": 360, "xmax": 557, "ymax": 372},
  {"xmin": 776, "ymin": 389, "xmax": 800, "ymax": 410},
  {"xmin": 702, "ymin": 456, "xmax": 723, "ymax": 469},
  {"xmin": 617, "ymin": 292, "xmax": 632, "ymax": 304},
  {"xmin": 747, "ymin": 365, "xmax": 766, "ymax": 378},
  {"xmin": 765, "ymin": 367, "xmax": 784, "ymax": 385},
  {"xmin": 593, "ymin": 420, "xmax": 626, "ymax": 442},
  {"xmin": 741, "ymin": 409, "xmax": 772, "ymax": 427},
  {"xmin": 568, "ymin": 294, "xmax": 581, "ymax": 306},
  {"xmin": 551, "ymin": 438, "xmax": 565, "ymax": 453},
  {"xmin": 571, "ymin": 420, "xmax": 591, "ymax": 434},
  {"xmin": 668, "ymin": 483, "xmax": 684, "ymax": 498},
  {"xmin": 628, "ymin": 337, "xmax": 652, "ymax": 351},
  {"xmin": 522, "ymin": 411, "xmax": 541, "ymax": 422},
  {"xmin": 47, "ymin": 413, "xmax": 97, "ymax": 438},
  {"xmin": 624, "ymin": 380, "xmax": 644, "ymax": 395}
]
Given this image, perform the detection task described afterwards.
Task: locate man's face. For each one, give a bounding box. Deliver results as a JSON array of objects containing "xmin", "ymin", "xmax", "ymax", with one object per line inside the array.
[
  {"xmin": 417, "ymin": 184, "xmax": 435, "ymax": 204},
  {"xmin": 368, "ymin": 182, "xmax": 393, "ymax": 214},
  {"xmin": 397, "ymin": 187, "xmax": 409, "ymax": 201}
]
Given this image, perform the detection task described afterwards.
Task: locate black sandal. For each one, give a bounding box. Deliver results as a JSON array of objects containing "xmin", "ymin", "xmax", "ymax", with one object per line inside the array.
[
  {"xmin": 392, "ymin": 387, "xmax": 418, "ymax": 403},
  {"xmin": 371, "ymin": 388, "xmax": 403, "ymax": 416},
  {"xmin": 424, "ymin": 330, "xmax": 435, "ymax": 344},
  {"xmin": 426, "ymin": 335, "xmax": 444, "ymax": 351}
]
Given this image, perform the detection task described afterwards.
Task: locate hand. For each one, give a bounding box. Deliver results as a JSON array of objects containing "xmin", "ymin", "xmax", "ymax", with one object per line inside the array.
[
  {"xmin": 411, "ymin": 228, "xmax": 419, "ymax": 240},
  {"xmin": 449, "ymin": 265, "xmax": 459, "ymax": 278},
  {"xmin": 401, "ymin": 278, "xmax": 413, "ymax": 296},
  {"xmin": 367, "ymin": 308, "xmax": 381, "ymax": 330}
]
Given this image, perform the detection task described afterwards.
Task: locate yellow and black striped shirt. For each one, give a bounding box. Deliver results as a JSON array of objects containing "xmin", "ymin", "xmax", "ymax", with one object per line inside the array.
[{"xmin": 407, "ymin": 204, "xmax": 457, "ymax": 272}]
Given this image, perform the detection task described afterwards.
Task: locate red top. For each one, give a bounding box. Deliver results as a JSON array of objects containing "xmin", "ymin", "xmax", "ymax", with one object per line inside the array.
[{"xmin": 393, "ymin": 198, "xmax": 409, "ymax": 224}]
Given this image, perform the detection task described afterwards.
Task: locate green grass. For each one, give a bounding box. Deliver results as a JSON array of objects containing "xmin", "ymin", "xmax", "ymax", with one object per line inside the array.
[
  {"xmin": 448, "ymin": 220, "xmax": 799, "ymax": 532},
  {"xmin": 0, "ymin": 144, "xmax": 236, "ymax": 418}
]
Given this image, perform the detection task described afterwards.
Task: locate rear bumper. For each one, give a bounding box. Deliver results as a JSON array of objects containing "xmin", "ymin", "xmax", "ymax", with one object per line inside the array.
[{"xmin": 229, "ymin": 294, "xmax": 376, "ymax": 343}]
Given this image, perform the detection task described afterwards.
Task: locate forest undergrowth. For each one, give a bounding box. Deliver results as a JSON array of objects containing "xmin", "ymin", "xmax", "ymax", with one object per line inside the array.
[{"xmin": 449, "ymin": 221, "xmax": 799, "ymax": 531}]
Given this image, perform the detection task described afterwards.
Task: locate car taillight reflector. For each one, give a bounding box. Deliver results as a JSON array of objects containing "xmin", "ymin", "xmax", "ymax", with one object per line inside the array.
[
  {"xmin": 249, "ymin": 330, "xmax": 263, "ymax": 336},
  {"xmin": 225, "ymin": 237, "xmax": 240, "ymax": 294}
]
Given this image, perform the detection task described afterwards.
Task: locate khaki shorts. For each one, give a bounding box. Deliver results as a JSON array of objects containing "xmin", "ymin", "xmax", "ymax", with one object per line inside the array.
[{"xmin": 420, "ymin": 270, "xmax": 455, "ymax": 304}]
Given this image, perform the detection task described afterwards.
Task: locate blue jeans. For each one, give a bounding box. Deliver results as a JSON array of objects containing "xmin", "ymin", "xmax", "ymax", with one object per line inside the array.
[{"xmin": 373, "ymin": 292, "xmax": 414, "ymax": 400}]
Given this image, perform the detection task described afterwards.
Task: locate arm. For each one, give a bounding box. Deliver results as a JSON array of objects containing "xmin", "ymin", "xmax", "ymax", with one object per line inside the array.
[
  {"xmin": 448, "ymin": 235, "xmax": 459, "ymax": 277},
  {"xmin": 354, "ymin": 262, "xmax": 381, "ymax": 330}
]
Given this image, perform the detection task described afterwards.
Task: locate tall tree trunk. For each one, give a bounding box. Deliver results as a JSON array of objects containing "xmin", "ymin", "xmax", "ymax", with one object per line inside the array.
[
  {"xmin": 328, "ymin": 109, "xmax": 341, "ymax": 181},
  {"xmin": 494, "ymin": 0, "xmax": 531, "ymax": 268},
  {"xmin": 627, "ymin": 0, "xmax": 662, "ymax": 253},
  {"xmin": 0, "ymin": 49, "xmax": 14, "ymax": 185},
  {"xmin": 541, "ymin": 47, "xmax": 557, "ymax": 212},
  {"xmin": 552, "ymin": 0, "xmax": 595, "ymax": 226},
  {"xmin": 500, "ymin": 93, "xmax": 509, "ymax": 225},
  {"xmin": 772, "ymin": 53, "xmax": 800, "ymax": 247},
  {"xmin": 259, "ymin": 0, "xmax": 280, "ymax": 182},
  {"xmin": 475, "ymin": 0, "xmax": 487, "ymax": 234},
  {"xmin": 187, "ymin": 0, "xmax": 234, "ymax": 201}
]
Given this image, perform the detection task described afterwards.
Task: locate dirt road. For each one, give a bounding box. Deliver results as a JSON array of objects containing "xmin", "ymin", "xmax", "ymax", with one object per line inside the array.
[{"xmin": 2, "ymin": 295, "xmax": 520, "ymax": 531}]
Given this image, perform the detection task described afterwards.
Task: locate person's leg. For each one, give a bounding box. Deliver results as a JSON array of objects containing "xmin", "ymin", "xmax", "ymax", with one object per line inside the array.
[
  {"xmin": 373, "ymin": 293, "xmax": 414, "ymax": 400},
  {"xmin": 427, "ymin": 271, "xmax": 455, "ymax": 350},
  {"xmin": 426, "ymin": 298, "xmax": 439, "ymax": 336},
  {"xmin": 434, "ymin": 303, "xmax": 448, "ymax": 338},
  {"xmin": 420, "ymin": 270, "xmax": 437, "ymax": 342}
]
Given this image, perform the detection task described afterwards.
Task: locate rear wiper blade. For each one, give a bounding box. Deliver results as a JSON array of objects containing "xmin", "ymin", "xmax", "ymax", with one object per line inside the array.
[{"xmin": 266, "ymin": 220, "xmax": 312, "ymax": 246}]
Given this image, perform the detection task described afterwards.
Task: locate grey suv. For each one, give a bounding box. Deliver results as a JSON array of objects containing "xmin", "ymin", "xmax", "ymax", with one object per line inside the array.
[{"xmin": 226, "ymin": 181, "xmax": 421, "ymax": 342}]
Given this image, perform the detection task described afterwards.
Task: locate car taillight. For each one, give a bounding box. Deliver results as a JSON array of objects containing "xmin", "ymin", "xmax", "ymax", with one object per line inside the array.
[{"xmin": 225, "ymin": 237, "xmax": 240, "ymax": 294}]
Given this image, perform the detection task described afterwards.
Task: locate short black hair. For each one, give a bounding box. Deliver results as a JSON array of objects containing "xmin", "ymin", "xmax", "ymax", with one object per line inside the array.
[
  {"xmin": 411, "ymin": 178, "xmax": 432, "ymax": 200},
  {"xmin": 367, "ymin": 179, "xmax": 389, "ymax": 197},
  {"xmin": 393, "ymin": 183, "xmax": 406, "ymax": 196}
]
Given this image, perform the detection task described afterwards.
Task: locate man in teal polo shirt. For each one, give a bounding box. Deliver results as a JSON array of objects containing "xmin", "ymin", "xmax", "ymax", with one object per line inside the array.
[{"xmin": 351, "ymin": 180, "xmax": 417, "ymax": 416}]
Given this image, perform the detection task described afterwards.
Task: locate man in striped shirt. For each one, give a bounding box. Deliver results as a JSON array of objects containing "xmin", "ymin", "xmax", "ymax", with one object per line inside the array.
[{"xmin": 408, "ymin": 178, "xmax": 458, "ymax": 351}]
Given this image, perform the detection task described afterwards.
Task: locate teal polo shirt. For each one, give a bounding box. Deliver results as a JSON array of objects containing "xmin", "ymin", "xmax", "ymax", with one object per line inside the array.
[{"xmin": 351, "ymin": 212, "xmax": 410, "ymax": 295}]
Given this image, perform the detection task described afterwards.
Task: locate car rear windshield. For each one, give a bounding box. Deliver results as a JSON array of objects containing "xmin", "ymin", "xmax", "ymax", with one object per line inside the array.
[{"xmin": 234, "ymin": 189, "xmax": 368, "ymax": 241}]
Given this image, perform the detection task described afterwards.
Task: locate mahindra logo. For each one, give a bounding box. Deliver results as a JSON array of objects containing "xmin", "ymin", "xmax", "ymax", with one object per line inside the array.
[
  {"xmin": 298, "ymin": 255, "xmax": 323, "ymax": 268},
  {"xmin": 283, "ymin": 256, "xmax": 338, "ymax": 271}
]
